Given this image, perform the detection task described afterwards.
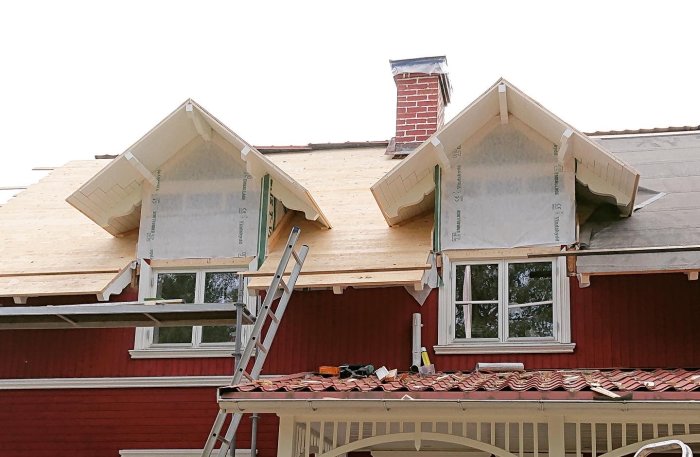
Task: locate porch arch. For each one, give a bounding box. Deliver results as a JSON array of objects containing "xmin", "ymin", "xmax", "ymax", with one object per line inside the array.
[
  {"xmin": 316, "ymin": 431, "xmax": 518, "ymax": 457},
  {"xmin": 599, "ymin": 433, "xmax": 700, "ymax": 457}
]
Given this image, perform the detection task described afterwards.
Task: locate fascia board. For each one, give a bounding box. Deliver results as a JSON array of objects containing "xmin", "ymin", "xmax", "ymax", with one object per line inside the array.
[
  {"xmin": 67, "ymin": 99, "xmax": 331, "ymax": 234},
  {"xmin": 371, "ymin": 78, "xmax": 640, "ymax": 226},
  {"xmin": 503, "ymin": 80, "xmax": 640, "ymax": 213},
  {"xmin": 218, "ymin": 396, "xmax": 700, "ymax": 415},
  {"xmin": 370, "ymin": 80, "xmax": 501, "ymax": 226},
  {"xmin": 172, "ymin": 101, "xmax": 331, "ymax": 228}
]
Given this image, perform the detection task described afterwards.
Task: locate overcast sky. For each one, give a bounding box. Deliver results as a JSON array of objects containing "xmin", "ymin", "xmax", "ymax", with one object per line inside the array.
[{"xmin": 2, "ymin": 1, "xmax": 700, "ymax": 191}]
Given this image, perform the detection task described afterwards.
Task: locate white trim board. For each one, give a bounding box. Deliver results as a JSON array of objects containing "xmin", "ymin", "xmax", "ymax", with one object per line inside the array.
[
  {"xmin": 0, "ymin": 375, "xmax": 233, "ymax": 390},
  {"xmin": 120, "ymin": 450, "xmax": 252, "ymax": 457}
]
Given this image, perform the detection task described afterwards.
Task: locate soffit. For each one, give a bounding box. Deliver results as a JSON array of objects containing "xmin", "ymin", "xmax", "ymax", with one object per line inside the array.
[
  {"xmin": 371, "ymin": 78, "xmax": 640, "ymax": 226},
  {"xmin": 0, "ymin": 161, "xmax": 136, "ymax": 297},
  {"xmin": 66, "ymin": 99, "xmax": 330, "ymax": 236},
  {"xmin": 249, "ymin": 147, "xmax": 432, "ymax": 290}
]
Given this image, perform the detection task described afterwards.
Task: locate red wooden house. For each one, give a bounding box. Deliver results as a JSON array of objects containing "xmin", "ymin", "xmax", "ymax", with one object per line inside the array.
[{"xmin": 1, "ymin": 56, "xmax": 699, "ymax": 457}]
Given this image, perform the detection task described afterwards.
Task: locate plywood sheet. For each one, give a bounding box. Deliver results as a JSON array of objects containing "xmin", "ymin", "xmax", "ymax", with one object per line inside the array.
[
  {"xmin": 0, "ymin": 273, "xmax": 119, "ymax": 297},
  {"xmin": 255, "ymin": 147, "xmax": 433, "ymax": 288},
  {"xmin": 0, "ymin": 161, "xmax": 135, "ymax": 295},
  {"xmin": 248, "ymin": 269, "xmax": 425, "ymax": 291}
]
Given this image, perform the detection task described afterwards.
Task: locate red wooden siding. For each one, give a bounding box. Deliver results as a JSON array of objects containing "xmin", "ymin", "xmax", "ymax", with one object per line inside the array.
[
  {"xmin": 1, "ymin": 273, "xmax": 699, "ymax": 379},
  {"xmin": 266, "ymin": 273, "xmax": 700, "ymax": 373},
  {"xmin": 0, "ymin": 387, "xmax": 278, "ymax": 457}
]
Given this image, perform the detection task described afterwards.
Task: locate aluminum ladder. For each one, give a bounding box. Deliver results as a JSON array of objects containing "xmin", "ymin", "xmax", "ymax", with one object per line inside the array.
[{"xmin": 201, "ymin": 226, "xmax": 308, "ymax": 457}]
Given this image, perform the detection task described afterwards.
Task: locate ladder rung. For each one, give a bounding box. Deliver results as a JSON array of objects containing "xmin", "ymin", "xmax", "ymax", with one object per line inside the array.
[
  {"xmin": 214, "ymin": 434, "xmax": 230, "ymax": 446},
  {"xmin": 266, "ymin": 308, "xmax": 279, "ymax": 324},
  {"xmin": 255, "ymin": 340, "xmax": 267, "ymax": 354},
  {"xmin": 280, "ymin": 279, "xmax": 290, "ymax": 294},
  {"xmin": 292, "ymin": 249, "xmax": 301, "ymax": 263},
  {"xmin": 238, "ymin": 369, "xmax": 253, "ymax": 381}
]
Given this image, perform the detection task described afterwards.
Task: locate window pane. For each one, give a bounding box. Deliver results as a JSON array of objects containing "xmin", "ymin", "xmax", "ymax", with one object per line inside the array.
[
  {"xmin": 508, "ymin": 262, "xmax": 552, "ymax": 304},
  {"xmin": 455, "ymin": 303, "xmax": 499, "ymax": 339},
  {"xmin": 509, "ymin": 303, "xmax": 553, "ymax": 337},
  {"xmin": 201, "ymin": 272, "xmax": 240, "ymax": 344},
  {"xmin": 154, "ymin": 273, "xmax": 196, "ymax": 344},
  {"xmin": 470, "ymin": 303, "xmax": 499, "ymax": 338},
  {"xmin": 455, "ymin": 264, "xmax": 498, "ymax": 301}
]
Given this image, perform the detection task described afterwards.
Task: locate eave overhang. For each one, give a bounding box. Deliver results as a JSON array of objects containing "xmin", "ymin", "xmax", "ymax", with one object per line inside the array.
[
  {"xmin": 218, "ymin": 391, "xmax": 700, "ymax": 415},
  {"xmin": 67, "ymin": 99, "xmax": 330, "ymax": 236},
  {"xmin": 371, "ymin": 78, "xmax": 640, "ymax": 226}
]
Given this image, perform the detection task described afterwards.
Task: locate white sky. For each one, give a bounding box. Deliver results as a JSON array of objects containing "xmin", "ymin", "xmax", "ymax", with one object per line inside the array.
[{"xmin": 2, "ymin": 0, "xmax": 700, "ymax": 190}]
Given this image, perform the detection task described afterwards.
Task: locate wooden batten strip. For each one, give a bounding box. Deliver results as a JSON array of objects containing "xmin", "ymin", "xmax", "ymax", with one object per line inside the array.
[
  {"xmin": 242, "ymin": 264, "xmax": 431, "ymax": 277},
  {"xmin": 0, "ymin": 269, "xmax": 122, "ymax": 278},
  {"xmin": 148, "ymin": 257, "xmax": 254, "ymax": 268}
]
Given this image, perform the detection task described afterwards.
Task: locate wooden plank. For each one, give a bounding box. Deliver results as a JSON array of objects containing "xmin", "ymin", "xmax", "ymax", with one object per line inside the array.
[
  {"xmin": 0, "ymin": 272, "xmax": 119, "ymax": 297},
  {"xmin": 148, "ymin": 257, "xmax": 254, "ymax": 269},
  {"xmin": 242, "ymin": 264, "xmax": 431, "ymax": 277},
  {"xmin": 247, "ymin": 269, "xmax": 425, "ymax": 291},
  {"xmin": 444, "ymin": 246, "xmax": 562, "ymax": 259},
  {"xmin": 0, "ymin": 161, "xmax": 137, "ymax": 279}
]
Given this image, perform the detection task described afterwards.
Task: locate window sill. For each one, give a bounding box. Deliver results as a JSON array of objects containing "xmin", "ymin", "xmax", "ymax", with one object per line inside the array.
[
  {"xmin": 129, "ymin": 347, "xmax": 237, "ymax": 359},
  {"xmin": 433, "ymin": 342, "xmax": 576, "ymax": 355}
]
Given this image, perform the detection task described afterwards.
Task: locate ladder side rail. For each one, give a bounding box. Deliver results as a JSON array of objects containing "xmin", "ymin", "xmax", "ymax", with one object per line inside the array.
[
  {"xmin": 230, "ymin": 227, "xmax": 301, "ymax": 386},
  {"xmin": 201, "ymin": 410, "xmax": 229, "ymax": 457},
  {"xmin": 202, "ymin": 227, "xmax": 306, "ymax": 457},
  {"xmin": 215, "ymin": 244, "xmax": 309, "ymax": 457},
  {"xmin": 248, "ymin": 244, "xmax": 309, "ymax": 378}
]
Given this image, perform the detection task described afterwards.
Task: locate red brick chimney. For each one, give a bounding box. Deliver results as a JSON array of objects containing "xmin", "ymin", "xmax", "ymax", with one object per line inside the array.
[{"xmin": 388, "ymin": 56, "xmax": 452, "ymax": 155}]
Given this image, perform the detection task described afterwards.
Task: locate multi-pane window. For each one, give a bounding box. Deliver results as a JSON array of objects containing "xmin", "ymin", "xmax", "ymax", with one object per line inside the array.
[
  {"xmin": 453, "ymin": 260, "xmax": 559, "ymax": 342},
  {"xmin": 152, "ymin": 270, "xmax": 242, "ymax": 346}
]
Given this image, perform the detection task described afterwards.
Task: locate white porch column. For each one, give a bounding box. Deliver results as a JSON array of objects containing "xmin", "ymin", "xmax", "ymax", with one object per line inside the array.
[
  {"xmin": 548, "ymin": 415, "xmax": 566, "ymax": 456},
  {"xmin": 277, "ymin": 415, "xmax": 296, "ymax": 457}
]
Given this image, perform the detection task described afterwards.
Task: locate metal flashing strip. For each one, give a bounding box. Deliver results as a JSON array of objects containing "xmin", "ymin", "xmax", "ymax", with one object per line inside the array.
[
  {"xmin": 0, "ymin": 375, "xmax": 233, "ymax": 390},
  {"xmin": 0, "ymin": 301, "xmax": 254, "ymax": 330}
]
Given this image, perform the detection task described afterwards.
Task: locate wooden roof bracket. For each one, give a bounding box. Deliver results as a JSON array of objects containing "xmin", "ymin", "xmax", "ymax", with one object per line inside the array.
[
  {"xmin": 124, "ymin": 151, "xmax": 157, "ymax": 187},
  {"xmin": 430, "ymin": 137, "xmax": 451, "ymax": 169},
  {"xmin": 97, "ymin": 261, "xmax": 137, "ymax": 302},
  {"xmin": 559, "ymin": 128, "xmax": 574, "ymax": 171},
  {"xmin": 186, "ymin": 101, "xmax": 212, "ymax": 142},
  {"xmin": 687, "ymin": 271, "xmax": 699, "ymax": 281},
  {"xmin": 577, "ymin": 273, "xmax": 591, "ymax": 288},
  {"xmin": 498, "ymin": 83, "xmax": 508, "ymax": 124}
]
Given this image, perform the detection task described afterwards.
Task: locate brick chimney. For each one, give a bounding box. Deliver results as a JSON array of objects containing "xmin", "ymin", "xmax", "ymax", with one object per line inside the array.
[{"xmin": 388, "ymin": 56, "xmax": 452, "ymax": 155}]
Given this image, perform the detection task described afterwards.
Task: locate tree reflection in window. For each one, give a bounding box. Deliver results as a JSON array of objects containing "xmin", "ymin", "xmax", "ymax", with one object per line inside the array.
[
  {"xmin": 508, "ymin": 262, "xmax": 553, "ymax": 338},
  {"xmin": 453, "ymin": 260, "xmax": 556, "ymax": 342},
  {"xmin": 454, "ymin": 264, "xmax": 498, "ymax": 339},
  {"xmin": 154, "ymin": 272, "xmax": 196, "ymax": 344},
  {"xmin": 201, "ymin": 272, "xmax": 240, "ymax": 343}
]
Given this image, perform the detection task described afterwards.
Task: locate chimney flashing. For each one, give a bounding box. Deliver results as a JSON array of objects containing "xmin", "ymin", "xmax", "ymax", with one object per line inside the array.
[
  {"xmin": 389, "ymin": 56, "xmax": 452, "ymax": 103},
  {"xmin": 388, "ymin": 55, "xmax": 452, "ymax": 156}
]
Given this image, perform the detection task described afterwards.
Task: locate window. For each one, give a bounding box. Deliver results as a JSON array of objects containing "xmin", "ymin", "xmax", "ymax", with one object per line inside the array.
[
  {"xmin": 436, "ymin": 256, "xmax": 574, "ymax": 354},
  {"xmin": 131, "ymin": 268, "xmax": 252, "ymax": 358}
]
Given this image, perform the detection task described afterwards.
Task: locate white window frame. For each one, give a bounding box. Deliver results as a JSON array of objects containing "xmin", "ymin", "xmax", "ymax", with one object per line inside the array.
[
  {"xmin": 130, "ymin": 262, "xmax": 254, "ymax": 359},
  {"xmin": 435, "ymin": 254, "xmax": 575, "ymax": 354}
]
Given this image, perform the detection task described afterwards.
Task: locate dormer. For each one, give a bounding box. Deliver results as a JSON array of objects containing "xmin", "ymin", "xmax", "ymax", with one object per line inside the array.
[
  {"xmin": 67, "ymin": 99, "xmax": 330, "ymax": 262},
  {"xmin": 66, "ymin": 100, "xmax": 331, "ymax": 357},
  {"xmin": 372, "ymin": 78, "xmax": 640, "ymax": 354}
]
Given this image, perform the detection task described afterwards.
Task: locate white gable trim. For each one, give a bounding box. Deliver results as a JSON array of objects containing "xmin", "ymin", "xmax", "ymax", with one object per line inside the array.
[
  {"xmin": 67, "ymin": 99, "xmax": 330, "ymax": 236},
  {"xmin": 372, "ymin": 79, "xmax": 640, "ymax": 227}
]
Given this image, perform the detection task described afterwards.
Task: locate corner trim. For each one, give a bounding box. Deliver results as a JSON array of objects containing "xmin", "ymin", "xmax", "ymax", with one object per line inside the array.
[{"xmin": 433, "ymin": 342, "xmax": 576, "ymax": 355}]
